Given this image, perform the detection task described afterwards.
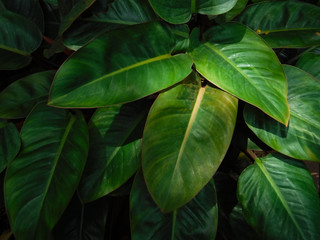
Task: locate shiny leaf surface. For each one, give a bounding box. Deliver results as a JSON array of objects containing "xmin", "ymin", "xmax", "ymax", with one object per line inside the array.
[
  {"xmin": 244, "ymin": 65, "xmax": 320, "ymax": 162},
  {"xmin": 238, "ymin": 153, "xmax": 320, "ymax": 240},
  {"xmin": 49, "ymin": 22, "xmax": 192, "ymax": 107},
  {"xmin": 5, "ymin": 103, "xmax": 89, "ymax": 240},
  {"xmin": 0, "ymin": 71, "xmax": 55, "ymax": 119},
  {"xmin": 148, "ymin": 0, "xmax": 237, "ymax": 24},
  {"xmin": 237, "ymin": 1, "xmax": 320, "ymax": 48},
  {"xmin": 190, "ymin": 22, "xmax": 289, "ymax": 125},
  {"xmin": 79, "ymin": 99, "xmax": 150, "ymax": 202},
  {"xmin": 142, "ymin": 73, "xmax": 238, "ymax": 212},
  {"xmin": 130, "ymin": 171, "xmax": 218, "ymax": 240},
  {"xmin": 296, "ymin": 51, "xmax": 320, "ymax": 80}
]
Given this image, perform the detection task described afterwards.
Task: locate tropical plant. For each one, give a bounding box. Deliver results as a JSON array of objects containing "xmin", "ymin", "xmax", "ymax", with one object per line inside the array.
[{"xmin": 0, "ymin": 0, "xmax": 320, "ymax": 239}]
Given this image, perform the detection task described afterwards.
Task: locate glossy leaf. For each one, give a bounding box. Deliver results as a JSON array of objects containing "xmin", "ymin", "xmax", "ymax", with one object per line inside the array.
[
  {"xmin": 130, "ymin": 171, "xmax": 218, "ymax": 240},
  {"xmin": 237, "ymin": 1, "xmax": 320, "ymax": 48},
  {"xmin": 190, "ymin": 22, "xmax": 289, "ymax": 125},
  {"xmin": 142, "ymin": 73, "xmax": 238, "ymax": 212},
  {"xmin": 296, "ymin": 51, "xmax": 320, "ymax": 80},
  {"xmin": 148, "ymin": 0, "xmax": 237, "ymax": 24},
  {"xmin": 238, "ymin": 153, "xmax": 320, "ymax": 239},
  {"xmin": 0, "ymin": 49, "xmax": 32, "ymax": 70},
  {"xmin": 0, "ymin": 10, "xmax": 42, "ymax": 55},
  {"xmin": 0, "ymin": 71, "xmax": 55, "ymax": 119},
  {"xmin": 49, "ymin": 22, "xmax": 192, "ymax": 108},
  {"xmin": 5, "ymin": 103, "xmax": 89, "ymax": 240},
  {"xmin": 244, "ymin": 65, "xmax": 320, "ymax": 162},
  {"xmin": 0, "ymin": 120, "xmax": 20, "ymax": 173},
  {"xmin": 79, "ymin": 99, "xmax": 150, "ymax": 202},
  {"xmin": 63, "ymin": 0, "xmax": 157, "ymax": 50},
  {"xmin": 216, "ymin": 0, "xmax": 248, "ymax": 23}
]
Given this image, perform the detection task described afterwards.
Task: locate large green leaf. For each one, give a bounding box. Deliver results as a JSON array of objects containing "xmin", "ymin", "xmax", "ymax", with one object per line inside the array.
[
  {"xmin": 4, "ymin": 103, "xmax": 88, "ymax": 240},
  {"xmin": 142, "ymin": 73, "xmax": 238, "ymax": 212},
  {"xmin": 0, "ymin": 71, "xmax": 55, "ymax": 119},
  {"xmin": 148, "ymin": 0, "xmax": 237, "ymax": 24},
  {"xmin": 296, "ymin": 50, "xmax": 320, "ymax": 80},
  {"xmin": 0, "ymin": 120, "xmax": 20, "ymax": 173},
  {"xmin": 238, "ymin": 153, "xmax": 320, "ymax": 239},
  {"xmin": 49, "ymin": 22, "xmax": 192, "ymax": 108},
  {"xmin": 237, "ymin": 1, "xmax": 320, "ymax": 48},
  {"xmin": 63, "ymin": 0, "xmax": 157, "ymax": 50},
  {"xmin": 130, "ymin": 171, "xmax": 218, "ymax": 240},
  {"xmin": 79, "ymin": 99, "xmax": 150, "ymax": 202},
  {"xmin": 190, "ymin": 22, "xmax": 289, "ymax": 125},
  {"xmin": 244, "ymin": 65, "xmax": 320, "ymax": 162}
]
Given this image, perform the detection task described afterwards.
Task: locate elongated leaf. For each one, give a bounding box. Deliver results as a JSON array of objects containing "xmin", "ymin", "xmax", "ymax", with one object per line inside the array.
[
  {"xmin": 2, "ymin": 0, "xmax": 44, "ymax": 32},
  {"xmin": 0, "ymin": 71, "xmax": 55, "ymax": 119},
  {"xmin": 190, "ymin": 22, "xmax": 289, "ymax": 125},
  {"xmin": 237, "ymin": 1, "xmax": 320, "ymax": 48},
  {"xmin": 130, "ymin": 171, "xmax": 218, "ymax": 240},
  {"xmin": 142, "ymin": 73, "xmax": 238, "ymax": 212},
  {"xmin": 0, "ymin": 49, "xmax": 32, "ymax": 70},
  {"xmin": 63, "ymin": 0, "xmax": 157, "ymax": 50},
  {"xmin": 244, "ymin": 65, "xmax": 320, "ymax": 162},
  {"xmin": 4, "ymin": 103, "xmax": 89, "ymax": 240},
  {"xmin": 238, "ymin": 153, "xmax": 320, "ymax": 240},
  {"xmin": 0, "ymin": 10, "xmax": 42, "ymax": 55},
  {"xmin": 49, "ymin": 22, "xmax": 192, "ymax": 107},
  {"xmin": 148, "ymin": 0, "xmax": 237, "ymax": 24},
  {"xmin": 79, "ymin": 99, "xmax": 150, "ymax": 202},
  {"xmin": 0, "ymin": 120, "xmax": 20, "ymax": 173},
  {"xmin": 296, "ymin": 51, "xmax": 320, "ymax": 80}
]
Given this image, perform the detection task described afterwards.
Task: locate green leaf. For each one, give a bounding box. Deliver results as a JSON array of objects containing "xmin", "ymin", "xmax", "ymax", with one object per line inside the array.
[
  {"xmin": 216, "ymin": 0, "xmax": 248, "ymax": 23},
  {"xmin": 296, "ymin": 50, "xmax": 320, "ymax": 80},
  {"xmin": 130, "ymin": 170, "xmax": 218, "ymax": 240},
  {"xmin": 237, "ymin": 1, "xmax": 320, "ymax": 48},
  {"xmin": 190, "ymin": 22, "xmax": 289, "ymax": 125},
  {"xmin": 0, "ymin": 71, "xmax": 55, "ymax": 119},
  {"xmin": 79, "ymin": 99, "xmax": 150, "ymax": 202},
  {"xmin": 49, "ymin": 22, "xmax": 192, "ymax": 108},
  {"xmin": 63, "ymin": 0, "xmax": 157, "ymax": 50},
  {"xmin": 148, "ymin": 0, "xmax": 237, "ymax": 24},
  {"xmin": 142, "ymin": 73, "xmax": 238, "ymax": 212},
  {"xmin": 238, "ymin": 153, "xmax": 320, "ymax": 240},
  {"xmin": 244, "ymin": 65, "xmax": 320, "ymax": 162},
  {"xmin": 4, "ymin": 103, "xmax": 89, "ymax": 240},
  {"xmin": 0, "ymin": 120, "xmax": 20, "ymax": 173},
  {"xmin": 2, "ymin": 0, "xmax": 44, "ymax": 32},
  {"xmin": 0, "ymin": 10, "xmax": 42, "ymax": 55},
  {"xmin": 0, "ymin": 49, "xmax": 32, "ymax": 70}
]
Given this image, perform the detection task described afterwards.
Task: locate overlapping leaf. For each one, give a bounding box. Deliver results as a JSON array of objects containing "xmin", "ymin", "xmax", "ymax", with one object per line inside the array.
[
  {"xmin": 0, "ymin": 49, "xmax": 32, "ymax": 70},
  {"xmin": 190, "ymin": 22, "xmax": 289, "ymax": 125},
  {"xmin": 0, "ymin": 120, "xmax": 20, "ymax": 173},
  {"xmin": 49, "ymin": 22, "xmax": 192, "ymax": 107},
  {"xmin": 142, "ymin": 73, "xmax": 238, "ymax": 212},
  {"xmin": 238, "ymin": 153, "xmax": 320, "ymax": 239},
  {"xmin": 0, "ymin": 71, "xmax": 55, "ymax": 119},
  {"xmin": 148, "ymin": 0, "xmax": 237, "ymax": 24},
  {"xmin": 244, "ymin": 65, "xmax": 320, "ymax": 162},
  {"xmin": 237, "ymin": 1, "xmax": 320, "ymax": 48},
  {"xmin": 79, "ymin": 99, "xmax": 150, "ymax": 202},
  {"xmin": 5, "ymin": 103, "xmax": 88, "ymax": 240},
  {"xmin": 130, "ymin": 171, "xmax": 218, "ymax": 240},
  {"xmin": 296, "ymin": 49, "xmax": 320, "ymax": 80}
]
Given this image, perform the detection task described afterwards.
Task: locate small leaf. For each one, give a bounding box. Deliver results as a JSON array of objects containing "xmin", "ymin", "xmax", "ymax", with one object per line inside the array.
[
  {"xmin": 238, "ymin": 153, "xmax": 320, "ymax": 240},
  {"xmin": 296, "ymin": 49, "xmax": 320, "ymax": 80},
  {"xmin": 142, "ymin": 73, "xmax": 238, "ymax": 212},
  {"xmin": 0, "ymin": 49, "xmax": 32, "ymax": 70},
  {"xmin": 244, "ymin": 65, "xmax": 320, "ymax": 162}
]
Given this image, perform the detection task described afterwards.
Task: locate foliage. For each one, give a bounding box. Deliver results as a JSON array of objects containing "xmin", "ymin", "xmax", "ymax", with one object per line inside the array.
[{"xmin": 0, "ymin": 0, "xmax": 320, "ymax": 239}]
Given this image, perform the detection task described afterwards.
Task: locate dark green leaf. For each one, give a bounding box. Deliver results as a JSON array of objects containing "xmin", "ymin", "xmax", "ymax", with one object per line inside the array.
[
  {"xmin": 130, "ymin": 171, "xmax": 218, "ymax": 240},
  {"xmin": 238, "ymin": 153, "xmax": 320, "ymax": 240},
  {"xmin": 142, "ymin": 73, "xmax": 238, "ymax": 212},
  {"xmin": 0, "ymin": 71, "xmax": 55, "ymax": 119},
  {"xmin": 79, "ymin": 99, "xmax": 150, "ymax": 202},
  {"xmin": 0, "ymin": 49, "xmax": 32, "ymax": 70},
  {"xmin": 190, "ymin": 22, "xmax": 289, "ymax": 125},
  {"xmin": 244, "ymin": 65, "xmax": 320, "ymax": 162},
  {"xmin": 0, "ymin": 120, "xmax": 20, "ymax": 173},
  {"xmin": 49, "ymin": 22, "xmax": 192, "ymax": 108},
  {"xmin": 5, "ymin": 103, "xmax": 89, "ymax": 240},
  {"xmin": 296, "ymin": 50, "xmax": 320, "ymax": 80},
  {"xmin": 237, "ymin": 1, "xmax": 320, "ymax": 48}
]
